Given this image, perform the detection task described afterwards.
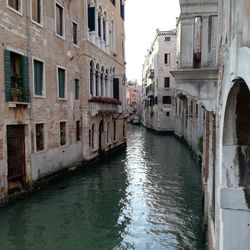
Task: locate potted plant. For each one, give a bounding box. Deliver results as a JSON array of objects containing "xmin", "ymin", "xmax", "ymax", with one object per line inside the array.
[{"xmin": 11, "ymin": 75, "xmax": 23, "ymax": 101}]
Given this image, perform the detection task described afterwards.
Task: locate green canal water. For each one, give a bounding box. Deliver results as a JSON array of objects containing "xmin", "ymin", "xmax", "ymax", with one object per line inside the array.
[{"xmin": 0, "ymin": 126, "xmax": 204, "ymax": 250}]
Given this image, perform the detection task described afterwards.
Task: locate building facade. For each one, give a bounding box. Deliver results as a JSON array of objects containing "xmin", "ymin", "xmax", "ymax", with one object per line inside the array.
[
  {"xmin": 141, "ymin": 30, "xmax": 176, "ymax": 132},
  {"xmin": 0, "ymin": 0, "xmax": 126, "ymax": 202},
  {"xmin": 126, "ymin": 80, "xmax": 141, "ymax": 118},
  {"xmin": 172, "ymin": 0, "xmax": 250, "ymax": 249}
]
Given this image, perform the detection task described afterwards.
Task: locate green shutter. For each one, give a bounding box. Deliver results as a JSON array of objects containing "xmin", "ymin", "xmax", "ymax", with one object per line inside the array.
[
  {"xmin": 20, "ymin": 55, "xmax": 30, "ymax": 102},
  {"xmin": 88, "ymin": 7, "xmax": 95, "ymax": 32},
  {"xmin": 4, "ymin": 50, "xmax": 11, "ymax": 102}
]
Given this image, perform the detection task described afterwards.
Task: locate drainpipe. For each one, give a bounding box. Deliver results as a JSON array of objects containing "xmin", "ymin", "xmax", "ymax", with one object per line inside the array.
[{"xmin": 25, "ymin": 0, "xmax": 33, "ymax": 186}]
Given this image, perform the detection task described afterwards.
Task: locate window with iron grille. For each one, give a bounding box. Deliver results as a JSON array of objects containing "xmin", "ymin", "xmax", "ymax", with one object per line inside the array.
[
  {"xmin": 36, "ymin": 123, "xmax": 44, "ymax": 151},
  {"xmin": 60, "ymin": 122, "xmax": 66, "ymax": 146}
]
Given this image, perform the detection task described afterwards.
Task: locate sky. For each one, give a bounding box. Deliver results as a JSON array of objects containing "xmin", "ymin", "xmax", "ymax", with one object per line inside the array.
[{"xmin": 125, "ymin": 0, "xmax": 180, "ymax": 84}]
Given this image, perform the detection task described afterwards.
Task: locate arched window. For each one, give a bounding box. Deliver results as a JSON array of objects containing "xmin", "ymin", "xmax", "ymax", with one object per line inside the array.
[
  {"xmin": 98, "ymin": 6, "xmax": 102, "ymax": 38},
  {"xmin": 101, "ymin": 66, "xmax": 104, "ymax": 96},
  {"xmin": 96, "ymin": 64, "xmax": 99, "ymax": 96},
  {"xmin": 105, "ymin": 69, "xmax": 109, "ymax": 97},
  {"xmin": 103, "ymin": 12, "xmax": 107, "ymax": 42},
  {"xmin": 110, "ymin": 20, "xmax": 116, "ymax": 52},
  {"xmin": 90, "ymin": 61, "xmax": 94, "ymax": 95}
]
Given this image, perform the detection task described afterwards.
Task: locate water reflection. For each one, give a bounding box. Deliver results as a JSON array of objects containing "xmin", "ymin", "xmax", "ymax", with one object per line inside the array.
[{"xmin": 0, "ymin": 125, "xmax": 204, "ymax": 250}]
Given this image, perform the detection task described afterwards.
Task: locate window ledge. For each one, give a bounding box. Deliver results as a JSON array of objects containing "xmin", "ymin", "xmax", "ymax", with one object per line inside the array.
[
  {"xmin": 8, "ymin": 101, "xmax": 30, "ymax": 108},
  {"xmin": 7, "ymin": 6, "xmax": 22, "ymax": 16},
  {"xmin": 55, "ymin": 33, "xmax": 65, "ymax": 40},
  {"xmin": 31, "ymin": 20, "xmax": 44, "ymax": 28},
  {"xmin": 33, "ymin": 95, "xmax": 46, "ymax": 99}
]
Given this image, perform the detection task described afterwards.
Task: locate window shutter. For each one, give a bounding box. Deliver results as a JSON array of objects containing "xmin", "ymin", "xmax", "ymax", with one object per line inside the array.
[
  {"xmin": 20, "ymin": 55, "xmax": 30, "ymax": 102},
  {"xmin": 4, "ymin": 50, "xmax": 11, "ymax": 102},
  {"xmin": 113, "ymin": 78, "xmax": 119, "ymax": 100},
  {"xmin": 88, "ymin": 7, "xmax": 95, "ymax": 32}
]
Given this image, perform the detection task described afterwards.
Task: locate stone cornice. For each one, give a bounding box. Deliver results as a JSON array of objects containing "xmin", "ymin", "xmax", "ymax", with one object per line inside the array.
[{"xmin": 170, "ymin": 68, "xmax": 219, "ymax": 81}]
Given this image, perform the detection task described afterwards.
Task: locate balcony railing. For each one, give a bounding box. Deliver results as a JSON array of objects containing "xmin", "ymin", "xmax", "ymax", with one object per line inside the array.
[{"xmin": 9, "ymin": 76, "xmax": 29, "ymax": 103}]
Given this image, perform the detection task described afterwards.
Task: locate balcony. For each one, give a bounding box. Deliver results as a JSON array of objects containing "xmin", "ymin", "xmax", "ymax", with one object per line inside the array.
[
  {"xmin": 89, "ymin": 97, "xmax": 121, "ymax": 115},
  {"xmin": 170, "ymin": 68, "xmax": 218, "ymax": 111},
  {"xmin": 147, "ymin": 69, "xmax": 154, "ymax": 79},
  {"xmin": 7, "ymin": 76, "xmax": 30, "ymax": 107}
]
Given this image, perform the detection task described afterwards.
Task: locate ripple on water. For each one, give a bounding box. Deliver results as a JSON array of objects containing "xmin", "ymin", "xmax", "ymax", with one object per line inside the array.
[{"xmin": 0, "ymin": 126, "xmax": 204, "ymax": 250}]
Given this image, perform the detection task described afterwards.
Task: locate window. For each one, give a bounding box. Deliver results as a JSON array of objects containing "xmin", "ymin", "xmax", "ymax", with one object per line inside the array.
[
  {"xmin": 60, "ymin": 122, "xmax": 66, "ymax": 146},
  {"xmin": 56, "ymin": 3, "xmax": 64, "ymax": 37},
  {"xmin": 120, "ymin": 0, "xmax": 124, "ymax": 20},
  {"xmin": 88, "ymin": 5, "xmax": 95, "ymax": 32},
  {"xmin": 162, "ymin": 96, "xmax": 171, "ymax": 104},
  {"xmin": 98, "ymin": 14, "xmax": 101, "ymax": 38},
  {"xmin": 164, "ymin": 77, "xmax": 170, "ymax": 88},
  {"xmin": 165, "ymin": 37, "xmax": 171, "ymax": 41},
  {"xmin": 32, "ymin": 0, "xmax": 42, "ymax": 25},
  {"xmin": 73, "ymin": 22, "xmax": 78, "ymax": 44},
  {"xmin": 113, "ymin": 78, "xmax": 119, "ymax": 100},
  {"xmin": 111, "ymin": 20, "xmax": 116, "ymax": 53},
  {"xmin": 33, "ymin": 59, "xmax": 44, "ymax": 96},
  {"xmin": 164, "ymin": 53, "xmax": 170, "ymax": 64},
  {"xmin": 76, "ymin": 121, "xmax": 80, "ymax": 141},
  {"xmin": 4, "ymin": 50, "xmax": 29, "ymax": 102},
  {"xmin": 8, "ymin": 0, "xmax": 21, "ymax": 12},
  {"xmin": 166, "ymin": 112, "xmax": 170, "ymax": 117},
  {"xmin": 57, "ymin": 67, "xmax": 66, "ymax": 99},
  {"xmin": 36, "ymin": 123, "xmax": 44, "ymax": 151},
  {"xmin": 110, "ymin": 0, "xmax": 115, "ymax": 6},
  {"xmin": 75, "ymin": 79, "xmax": 79, "ymax": 100}
]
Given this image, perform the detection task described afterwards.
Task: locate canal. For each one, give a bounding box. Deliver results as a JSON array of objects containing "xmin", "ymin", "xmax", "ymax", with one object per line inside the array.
[{"xmin": 0, "ymin": 126, "xmax": 204, "ymax": 250}]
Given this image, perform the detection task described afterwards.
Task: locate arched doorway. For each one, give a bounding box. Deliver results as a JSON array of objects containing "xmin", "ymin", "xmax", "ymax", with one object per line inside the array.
[
  {"xmin": 99, "ymin": 120, "xmax": 104, "ymax": 153},
  {"xmin": 222, "ymin": 79, "xmax": 250, "ymax": 249}
]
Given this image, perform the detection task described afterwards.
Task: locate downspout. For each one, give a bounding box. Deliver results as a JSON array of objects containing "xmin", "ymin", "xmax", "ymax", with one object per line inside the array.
[{"xmin": 25, "ymin": 0, "xmax": 33, "ymax": 186}]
